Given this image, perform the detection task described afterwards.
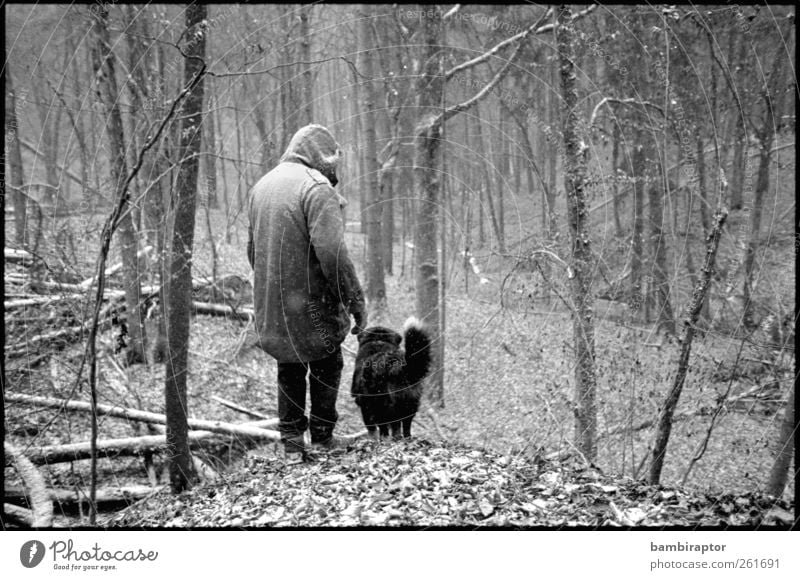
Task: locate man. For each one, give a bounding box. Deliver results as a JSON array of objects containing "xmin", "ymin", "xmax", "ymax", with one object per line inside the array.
[{"xmin": 248, "ymin": 124, "xmax": 366, "ymax": 464}]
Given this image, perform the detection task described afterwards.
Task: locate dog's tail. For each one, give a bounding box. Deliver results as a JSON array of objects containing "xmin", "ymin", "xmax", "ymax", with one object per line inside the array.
[{"xmin": 403, "ymin": 317, "xmax": 432, "ymax": 386}]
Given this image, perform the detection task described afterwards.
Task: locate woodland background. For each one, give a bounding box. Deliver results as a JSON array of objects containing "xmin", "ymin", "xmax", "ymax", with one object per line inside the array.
[{"xmin": 2, "ymin": 4, "xmax": 796, "ymax": 527}]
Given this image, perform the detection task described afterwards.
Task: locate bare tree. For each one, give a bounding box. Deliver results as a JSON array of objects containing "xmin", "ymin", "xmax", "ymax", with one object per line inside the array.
[
  {"xmin": 742, "ymin": 27, "xmax": 792, "ymax": 328},
  {"xmin": 410, "ymin": 5, "xmax": 593, "ymax": 406},
  {"xmin": 359, "ymin": 6, "xmax": 387, "ymax": 317},
  {"xmin": 765, "ymin": 387, "xmax": 795, "ymax": 498},
  {"xmin": 163, "ymin": 3, "xmax": 207, "ymax": 493},
  {"xmin": 5, "ymin": 57, "xmax": 27, "ymax": 247},
  {"xmin": 413, "ymin": 12, "xmax": 445, "ymax": 404},
  {"xmin": 648, "ymin": 209, "xmax": 728, "ymax": 485},
  {"xmin": 556, "ymin": 4, "xmax": 598, "ymax": 462},
  {"xmin": 89, "ymin": 3, "xmax": 147, "ymax": 364},
  {"xmin": 299, "ymin": 5, "xmax": 314, "ymax": 126}
]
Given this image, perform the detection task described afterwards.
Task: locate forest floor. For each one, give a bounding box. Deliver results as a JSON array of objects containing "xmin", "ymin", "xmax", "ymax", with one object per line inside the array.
[{"xmin": 3, "ymin": 197, "xmax": 795, "ymax": 528}]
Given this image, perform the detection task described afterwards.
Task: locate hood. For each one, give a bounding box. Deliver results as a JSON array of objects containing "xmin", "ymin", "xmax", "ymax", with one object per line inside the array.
[{"xmin": 280, "ymin": 124, "xmax": 342, "ymax": 187}]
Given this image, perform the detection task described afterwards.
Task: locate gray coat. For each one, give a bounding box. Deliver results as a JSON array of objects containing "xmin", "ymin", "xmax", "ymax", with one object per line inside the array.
[{"xmin": 247, "ymin": 125, "xmax": 364, "ymax": 362}]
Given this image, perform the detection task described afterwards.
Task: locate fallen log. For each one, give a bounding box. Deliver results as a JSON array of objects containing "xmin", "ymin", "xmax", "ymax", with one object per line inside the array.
[
  {"xmin": 7, "ymin": 418, "xmax": 283, "ymax": 471},
  {"xmin": 4, "ymin": 248, "xmax": 34, "ymax": 264},
  {"xmin": 3, "ymin": 503, "xmax": 34, "ymax": 527},
  {"xmin": 4, "ymin": 317, "xmax": 114, "ymax": 357},
  {"xmin": 5, "ymin": 293, "xmax": 87, "ymax": 309},
  {"xmin": 78, "ymin": 245, "xmax": 153, "ymax": 290},
  {"xmin": 5, "ymin": 393, "xmax": 282, "ymax": 442},
  {"xmin": 4, "ymin": 442, "xmax": 53, "ymax": 527},
  {"xmin": 5, "ymin": 485, "xmax": 161, "ymax": 509},
  {"xmin": 244, "ymin": 418, "xmax": 281, "ymax": 429},
  {"xmin": 193, "ymin": 301, "xmax": 254, "ymax": 321},
  {"xmin": 9, "ymin": 431, "xmax": 222, "ymax": 466}
]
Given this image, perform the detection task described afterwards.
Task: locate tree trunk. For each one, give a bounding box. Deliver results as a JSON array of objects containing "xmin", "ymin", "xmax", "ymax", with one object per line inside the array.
[
  {"xmin": 204, "ymin": 88, "xmax": 219, "ymax": 209},
  {"xmin": 744, "ymin": 28, "xmax": 790, "ymax": 328},
  {"xmin": 381, "ymin": 164, "xmax": 395, "ymax": 275},
  {"xmin": 630, "ymin": 141, "xmax": 645, "ymax": 314},
  {"xmin": 649, "ymin": 178, "xmax": 675, "ymax": 334},
  {"xmin": 546, "ymin": 43, "xmax": 559, "ymax": 240},
  {"xmin": 611, "ymin": 122, "xmax": 623, "ymax": 237},
  {"xmin": 557, "ymin": 5, "xmax": 598, "ymax": 462},
  {"xmin": 496, "ymin": 112, "xmax": 507, "ymax": 251},
  {"xmin": 299, "ymin": 5, "xmax": 314, "ymax": 126},
  {"xmin": 164, "ymin": 4, "xmax": 206, "ymax": 493},
  {"xmin": 765, "ymin": 387, "xmax": 795, "ymax": 498},
  {"xmin": 32, "ymin": 82, "xmax": 61, "ymax": 207},
  {"xmin": 514, "ymin": 114, "xmax": 549, "ymax": 223},
  {"xmin": 414, "ymin": 14, "xmax": 444, "ymax": 406},
  {"xmin": 473, "ymin": 104, "xmax": 503, "ymax": 251},
  {"xmin": 5, "ymin": 60, "xmax": 28, "ymax": 248},
  {"xmin": 742, "ymin": 134, "xmax": 773, "ymax": 329},
  {"xmin": 728, "ymin": 31, "xmax": 748, "ymax": 211},
  {"xmin": 648, "ymin": 209, "xmax": 728, "ymax": 485},
  {"xmin": 277, "ymin": 4, "xmax": 297, "ymax": 152},
  {"xmin": 379, "ymin": 106, "xmax": 396, "ymax": 276},
  {"xmin": 359, "ymin": 7, "xmax": 387, "ymax": 317},
  {"xmin": 696, "ymin": 128, "xmax": 710, "ymax": 234},
  {"xmin": 90, "ymin": 5, "xmax": 147, "ymax": 364}
]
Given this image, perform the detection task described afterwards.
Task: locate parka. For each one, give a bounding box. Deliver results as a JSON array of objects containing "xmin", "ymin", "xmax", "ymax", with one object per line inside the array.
[{"xmin": 247, "ymin": 125, "xmax": 365, "ymax": 362}]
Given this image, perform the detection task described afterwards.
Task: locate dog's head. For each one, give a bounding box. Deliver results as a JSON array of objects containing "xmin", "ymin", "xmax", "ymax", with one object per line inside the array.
[{"xmin": 357, "ymin": 326, "xmax": 402, "ymax": 347}]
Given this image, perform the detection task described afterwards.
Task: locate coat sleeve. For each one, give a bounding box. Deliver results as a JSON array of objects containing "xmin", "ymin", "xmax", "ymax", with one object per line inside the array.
[
  {"xmin": 246, "ymin": 192, "xmax": 256, "ymax": 269},
  {"xmin": 303, "ymin": 183, "xmax": 365, "ymax": 315},
  {"xmin": 247, "ymin": 223, "xmax": 255, "ymax": 269}
]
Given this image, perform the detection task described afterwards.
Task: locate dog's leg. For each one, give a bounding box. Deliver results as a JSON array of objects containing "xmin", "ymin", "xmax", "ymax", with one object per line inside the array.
[
  {"xmin": 390, "ymin": 421, "xmax": 402, "ymax": 440},
  {"xmin": 359, "ymin": 404, "xmax": 379, "ymax": 439},
  {"xmin": 402, "ymin": 415, "xmax": 415, "ymax": 438}
]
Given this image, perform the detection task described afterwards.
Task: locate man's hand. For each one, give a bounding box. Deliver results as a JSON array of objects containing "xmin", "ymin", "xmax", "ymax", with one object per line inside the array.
[{"xmin": 351, "ymin": 309, "xmax": 367, "ymax": 335}]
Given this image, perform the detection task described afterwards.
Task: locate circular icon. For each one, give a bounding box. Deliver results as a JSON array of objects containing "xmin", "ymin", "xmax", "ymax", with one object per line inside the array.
[{"xmin": 20, "ymin": 540, "xmax": 46, "ymax": 568}]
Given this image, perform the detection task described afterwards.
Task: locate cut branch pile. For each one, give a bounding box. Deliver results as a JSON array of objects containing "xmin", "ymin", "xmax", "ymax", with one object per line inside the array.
[{"xmin": 4, "ymin": 246, "xmax": 254, "ymax": 359}]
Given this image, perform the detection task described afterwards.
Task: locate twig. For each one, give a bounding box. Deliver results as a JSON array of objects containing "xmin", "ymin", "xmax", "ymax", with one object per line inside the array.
[{"xmin": 211, "ymin": 395, "xmax": 271, "ymax": 420}]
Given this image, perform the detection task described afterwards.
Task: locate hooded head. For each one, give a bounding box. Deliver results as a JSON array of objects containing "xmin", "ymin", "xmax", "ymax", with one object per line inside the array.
[{"xmin": 280, "ymin": 124, "xmax": 342, "ymax": 187}]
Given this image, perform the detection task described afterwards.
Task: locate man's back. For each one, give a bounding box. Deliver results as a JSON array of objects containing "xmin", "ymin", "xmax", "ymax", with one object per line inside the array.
[{"xmin": 248, "ymin": 125, "xmax": 364, "ymax": 363}]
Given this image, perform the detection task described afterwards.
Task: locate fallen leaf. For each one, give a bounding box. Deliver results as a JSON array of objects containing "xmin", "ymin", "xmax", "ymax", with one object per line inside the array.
[{"xmin": 478, "ymin": 500, "xmax": 495, "ymax": 518}]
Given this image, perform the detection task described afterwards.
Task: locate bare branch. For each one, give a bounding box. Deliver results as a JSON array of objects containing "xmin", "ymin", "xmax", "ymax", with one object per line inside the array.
[
  {"xmin": 589, "ymin": 97, "xmax": 666, "ymax": 128},
  {"xmin": 444, "ymin": 7, "xmax": 554, "ymax": 80},
  {"xmin": 442, "ymin": 5, "xmax": 462, "ymax": 21},
  {"xmin": 210, "ymin": 55, "xmax": 361, "ymax": 79}
]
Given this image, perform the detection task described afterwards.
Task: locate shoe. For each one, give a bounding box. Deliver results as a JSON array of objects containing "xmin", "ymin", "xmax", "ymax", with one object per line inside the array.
[
  {"xmin": 309, "ymin": 434, "xmax": 350, "ymax": 451},
  {"xmin": 283, "ymin": 435, "xmax": 306, "ymax": 464}
]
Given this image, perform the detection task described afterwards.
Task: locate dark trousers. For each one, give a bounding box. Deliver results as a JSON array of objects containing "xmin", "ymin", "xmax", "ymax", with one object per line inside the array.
[{"xmin": 276, "ymin": 347, "xmax": 343, "ymax": 450}]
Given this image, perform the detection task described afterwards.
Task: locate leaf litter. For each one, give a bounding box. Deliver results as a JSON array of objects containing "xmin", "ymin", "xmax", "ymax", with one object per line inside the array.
[{"xmin": 108, "ymin": 438, "xmax": 794, "ymax": 528}]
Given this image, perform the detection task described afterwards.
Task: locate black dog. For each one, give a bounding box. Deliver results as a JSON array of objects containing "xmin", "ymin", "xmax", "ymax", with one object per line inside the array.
[{"xmin": 351, "ymin": 317, "xmax": 432, "ymax": 438}]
